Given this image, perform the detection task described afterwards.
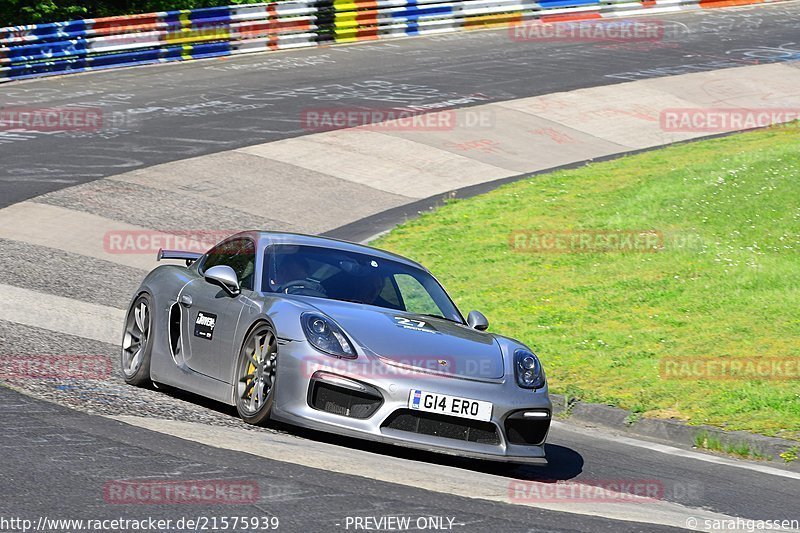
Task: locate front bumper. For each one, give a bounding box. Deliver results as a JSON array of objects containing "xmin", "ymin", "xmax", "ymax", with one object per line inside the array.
[{"xmin": 271, "ymin": 340, "xmax": 552, "ymax": 464}]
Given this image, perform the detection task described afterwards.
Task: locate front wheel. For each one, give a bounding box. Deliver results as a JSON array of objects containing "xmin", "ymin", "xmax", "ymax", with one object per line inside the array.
[
  {"xmin": 235, "ymin": 323, "xmax": 278, "ymax": 425},
  {"xmin": 121, "ymin": 293, "xmax": 154, "ymax": 386}
]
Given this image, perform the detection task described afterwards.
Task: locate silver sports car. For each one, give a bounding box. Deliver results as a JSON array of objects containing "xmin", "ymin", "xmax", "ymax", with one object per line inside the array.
[{"xmin": 122, "ymin": 231, "xmax": 551, "ymax": 463}]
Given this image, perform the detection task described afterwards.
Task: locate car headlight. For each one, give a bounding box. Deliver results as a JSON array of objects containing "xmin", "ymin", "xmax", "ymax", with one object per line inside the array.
[
  {"xmin": 301, "ymin": 313, "xmax": 356, "ymax": 359},
  {"xmin": 514, "ymin": 349, "xmax": 545, "ymax": 389}
]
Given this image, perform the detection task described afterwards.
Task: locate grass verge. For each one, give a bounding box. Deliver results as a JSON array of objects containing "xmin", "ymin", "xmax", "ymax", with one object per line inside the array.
[
  {"xmin": 374, "ymin": 125, "xmax": 800, "ymax": 440},
  {"xmin": 692, "ymin": 431, "xmax": 771, "ymax": 461}
]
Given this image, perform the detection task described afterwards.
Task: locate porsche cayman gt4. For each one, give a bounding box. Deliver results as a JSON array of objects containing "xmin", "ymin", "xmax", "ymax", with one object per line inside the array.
[{"xmin": 122, "ymin": 231, "xmax": 551, "ymax": 463}]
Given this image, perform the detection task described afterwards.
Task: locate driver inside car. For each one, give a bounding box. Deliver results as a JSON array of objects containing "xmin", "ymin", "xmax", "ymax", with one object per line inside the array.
[
  {"xmin": 278, "ymin": 254, "xmax": 310, "ymax": 284},
  {"xmin": 274, "ymin": 254, "xmax": 327, "ymax": 297}
]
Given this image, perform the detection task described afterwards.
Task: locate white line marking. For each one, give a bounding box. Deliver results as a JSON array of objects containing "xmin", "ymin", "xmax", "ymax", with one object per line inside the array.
[
  {"xmin": 0, "ymin": 284, "xmax": 124, "ymax": 345},
  {"xmin": 0, "ymin": 202, "xmax": 157, "ymax": 271},
  {"xmin": 551, "ymin": 421, "xmax": 800, "ymax": 480}
]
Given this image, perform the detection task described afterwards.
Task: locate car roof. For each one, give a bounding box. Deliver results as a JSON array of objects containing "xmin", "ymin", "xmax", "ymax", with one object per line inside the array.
[{"xmin": 235, "ymin": 231, "xmax": 428, "ymax": 271}]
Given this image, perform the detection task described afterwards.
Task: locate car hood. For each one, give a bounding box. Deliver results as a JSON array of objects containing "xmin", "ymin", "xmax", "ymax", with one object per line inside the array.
[{"xmin": 306, "ymin": 299, "xmax": 504, "ymax": 380}]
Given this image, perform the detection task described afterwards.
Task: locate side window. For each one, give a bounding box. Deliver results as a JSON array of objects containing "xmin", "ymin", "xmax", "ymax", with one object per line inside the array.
[
  {"xmin": 394, "ymin": 274, "xmax": 440, "ymax": 316},
  {"xmin": 202, "ymin": 238, "xmax": 256, "ymax": 291}
]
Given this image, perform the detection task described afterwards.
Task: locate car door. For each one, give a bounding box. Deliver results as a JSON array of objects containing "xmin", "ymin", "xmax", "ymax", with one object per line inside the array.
[{"xmin": 181, "ymin": 237, "xmax": 256, "ymax": 380}]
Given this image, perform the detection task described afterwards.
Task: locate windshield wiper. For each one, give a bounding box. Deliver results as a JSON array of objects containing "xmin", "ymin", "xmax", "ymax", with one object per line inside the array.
[
  {"xmin": 333, "ymin": 297, "xmax": 365, "ymax": 304},
  {"xmin": 418, "ymin": 313, "xmax": 462, "ymax": 324}
]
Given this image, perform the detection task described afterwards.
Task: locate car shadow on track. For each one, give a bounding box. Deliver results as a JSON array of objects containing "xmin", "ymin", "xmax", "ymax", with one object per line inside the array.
[
  {"xmin": 274, "ymin": 421, "xmax": 584, "ymax": 482},
  {"xmin": 157, "ymin": 385, "xmax": 584, "ymax": 482}
]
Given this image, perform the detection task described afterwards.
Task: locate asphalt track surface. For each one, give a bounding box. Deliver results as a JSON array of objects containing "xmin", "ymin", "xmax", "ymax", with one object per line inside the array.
[
  {"xmin": 3, "ymin": 3, "xmax": 800, "ymax": 207},
  {"xmin": 2, "ymin": 386, "xmax": 686, "ymax": 533},
  {"xmin": 2, "ymin": 3, "xmax": 800, "ymax": 532}
]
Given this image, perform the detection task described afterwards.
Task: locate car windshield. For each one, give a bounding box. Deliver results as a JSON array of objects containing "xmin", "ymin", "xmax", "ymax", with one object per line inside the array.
[{"xmin": 263, "ymin": 244, "xmax": 463, "ymax": 323}]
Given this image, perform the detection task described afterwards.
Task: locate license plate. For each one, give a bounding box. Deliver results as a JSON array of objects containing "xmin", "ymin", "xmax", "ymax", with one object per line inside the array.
[{"xmin": 408, "ymin": 389, "xmax": 493, "ymax": 422}]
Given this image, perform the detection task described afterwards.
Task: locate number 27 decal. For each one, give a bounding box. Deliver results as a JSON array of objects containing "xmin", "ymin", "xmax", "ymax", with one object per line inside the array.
[{"xmin": 394, "ymin": 316, "xmax": 427, "ymax": 329}]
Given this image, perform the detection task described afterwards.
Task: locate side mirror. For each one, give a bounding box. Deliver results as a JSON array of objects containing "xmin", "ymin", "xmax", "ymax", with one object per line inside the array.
[
  {"xmin": 204, "ymin": 265, "xmax": 240, "ymax": 296},
  {"xmin": 467, "ymin": 310, "xmax": 489, "ymax": 331}
]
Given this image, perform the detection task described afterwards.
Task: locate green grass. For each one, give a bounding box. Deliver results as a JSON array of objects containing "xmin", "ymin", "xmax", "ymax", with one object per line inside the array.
[
  {"xmin": 374, "ymin": 125, "xmax": 800, "ymax": 440},
  {"xmin": 693, "ymin": 431, "xmax": 771, "ymax": 461},
  {"xmin": 780, "ymin": 446, "xmax": 799, "ymax": 464}
]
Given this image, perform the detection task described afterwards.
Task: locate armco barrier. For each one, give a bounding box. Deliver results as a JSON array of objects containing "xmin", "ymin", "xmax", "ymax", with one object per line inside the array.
[{"xmin": 0, "ymin": 0, "xmax": 779, "ymax": 82}]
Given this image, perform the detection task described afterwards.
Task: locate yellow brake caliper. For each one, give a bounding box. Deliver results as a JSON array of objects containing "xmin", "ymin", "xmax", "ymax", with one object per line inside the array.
[{"xmin": 245, "ymin": 344, "xmax": 259, "ymax": 399}]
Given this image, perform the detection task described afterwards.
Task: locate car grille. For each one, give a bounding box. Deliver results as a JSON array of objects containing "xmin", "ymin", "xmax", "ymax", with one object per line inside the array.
[
  {"xmin": 504, "ymin": 410, "xmax": 551, "ymax": 445},
  {"xmin": 309, "ymin": 381, "xmax": 383, "ymax": 419},
  {"xmin": 381, "ymin": 409, "xmax": 500, "ymax": 445}
]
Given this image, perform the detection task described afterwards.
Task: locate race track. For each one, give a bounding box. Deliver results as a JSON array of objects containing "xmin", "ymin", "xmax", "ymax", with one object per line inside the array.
[{"xmin": 1, "ymin": 3, "xmax": 800, "ymax": 532}]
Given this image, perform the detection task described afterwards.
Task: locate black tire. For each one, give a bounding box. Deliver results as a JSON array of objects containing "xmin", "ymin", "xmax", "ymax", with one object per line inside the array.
[
  {"xmin": 235, "ymin": 323, "xmax": 278, "ymax": 425},
  {"xmin": 121, "ymin": 293, "xmax": 154, "ymax": 387}
]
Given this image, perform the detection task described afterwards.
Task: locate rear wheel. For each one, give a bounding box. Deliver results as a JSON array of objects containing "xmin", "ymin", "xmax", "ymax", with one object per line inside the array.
[
  {"xmin": 235, "ymin": 323, "xmax": 278, "ymax": 425},
  {"xmin": 121, "ymin": 293, "xmax": 154, "ymax": 386}
]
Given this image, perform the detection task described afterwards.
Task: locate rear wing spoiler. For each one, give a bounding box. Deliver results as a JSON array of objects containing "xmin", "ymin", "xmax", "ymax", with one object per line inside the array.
[{"xmin": 157, "ymin": 249, "xmax": 203, "ymax": 266}]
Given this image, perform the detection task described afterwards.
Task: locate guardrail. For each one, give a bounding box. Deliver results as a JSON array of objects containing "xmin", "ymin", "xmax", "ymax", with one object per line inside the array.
[{"xmin": 0, "ymin": 0, "xmax": 775, "ymax": 82}]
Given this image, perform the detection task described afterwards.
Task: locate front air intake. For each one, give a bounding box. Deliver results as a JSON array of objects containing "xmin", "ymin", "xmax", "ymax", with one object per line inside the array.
[
  {"xmin": 309, "ymin": 380, "xmax": 383, "ymax": 419},
  {"xmin": 504, "ymin": 410, "xmax": 551, "ymax": 445},
  {"xmin": 381, "ymin": 409, "xmax": 500, "ymax": 445}
]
